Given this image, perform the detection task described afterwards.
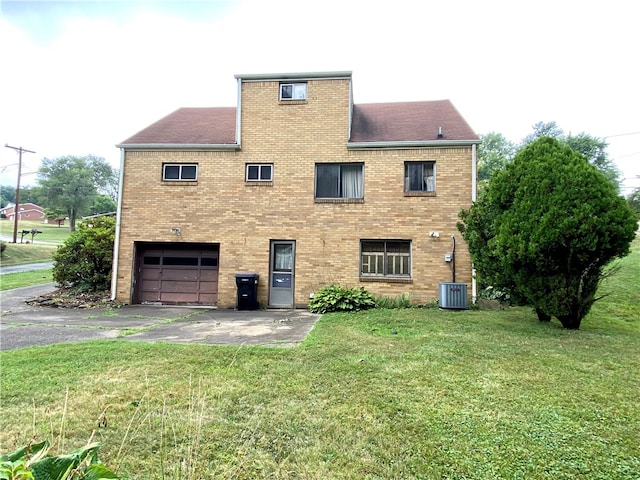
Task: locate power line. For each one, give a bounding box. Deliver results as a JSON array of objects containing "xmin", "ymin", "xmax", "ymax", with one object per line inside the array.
[
  {"xmin": 604, "ymin": 131, "xmax": 640, "ymax": 139},
  {"xmin": 4, "ymin": 144, "xmax": 36, "ymax": 244}
]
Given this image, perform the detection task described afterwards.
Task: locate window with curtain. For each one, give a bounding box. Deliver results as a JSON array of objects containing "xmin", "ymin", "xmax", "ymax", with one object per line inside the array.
[
  {"xmin": 404, "ymin": 161, "xmax": 435, "ymax": 192},
  {"xmin": 315, "ymin": 163, "xmax": 364, "ymax": 199},
  {"xmin": 361, "ymin": 240, "xmax": 411, "ymax": 277},
  {"xmin": 274, "ymin": 244, "xmax": 293, "ymax": 271}
]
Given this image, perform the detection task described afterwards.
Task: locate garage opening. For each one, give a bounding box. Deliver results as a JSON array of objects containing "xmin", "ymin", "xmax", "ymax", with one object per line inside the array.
[{"xmin": 134, "ymin": 242, "xmax": 219, "ymax": 305}]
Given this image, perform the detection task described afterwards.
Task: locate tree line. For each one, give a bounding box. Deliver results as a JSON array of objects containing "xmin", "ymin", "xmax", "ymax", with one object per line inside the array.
[{"xmin": 0, "ymin": 155, "xmax": 118, "ymax": 231}]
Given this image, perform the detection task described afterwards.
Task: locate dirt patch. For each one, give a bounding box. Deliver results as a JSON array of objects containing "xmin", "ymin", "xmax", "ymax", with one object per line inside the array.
[{"xmin": 26, "ymin": 288, "xmax": 123, "ymax": 309}]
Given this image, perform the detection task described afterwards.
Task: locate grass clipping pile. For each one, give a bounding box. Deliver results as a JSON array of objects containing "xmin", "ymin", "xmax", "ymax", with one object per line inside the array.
[{"xmin": 27, "ymin": 288, "xmax": 122, "ymax": 309}]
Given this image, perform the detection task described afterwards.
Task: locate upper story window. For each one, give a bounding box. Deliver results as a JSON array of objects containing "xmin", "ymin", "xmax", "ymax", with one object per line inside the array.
[
  {"xmin": 315, "ymin": 163, "xmax": 364, "ymax": 199},
  {"xmin": 405, "ymin": 161, "xmax": 435, "ymax": 193},
  {"xmin": 246, "ymin": 163, "xmax": 273, "ymax": 182},
  {"xmin": 163, "ymin": 163, "xmax": 197, "ymax": 181},
  {"xmin": 361, "ymin": 240, "xmax": 411, "ymax": 278},
  {"xmin": 280, "ymin": 83, "xmax": 307, "ymax": 100}
]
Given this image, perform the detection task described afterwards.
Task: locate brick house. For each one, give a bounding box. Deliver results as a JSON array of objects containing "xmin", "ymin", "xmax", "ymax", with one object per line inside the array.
[
  {"xmin": 113, "ymin": 71, "xmax": 479, "ymax": 308},
  {"xmin": 0, "ymin": 202, "xmax": 45, "ymax": 222}
]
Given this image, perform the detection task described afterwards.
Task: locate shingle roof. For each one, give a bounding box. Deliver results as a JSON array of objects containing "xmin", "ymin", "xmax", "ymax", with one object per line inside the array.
[
  {"xmin": 350, "ymin": 100, "xmax": 478, "ymax": 143},
  {"xmin": 119, "ymin": 107, "xmax": 236, "ymax": 145},
  {"xmin": 118, "ymin": 100, "xmax": 478, "ymax": 146}
]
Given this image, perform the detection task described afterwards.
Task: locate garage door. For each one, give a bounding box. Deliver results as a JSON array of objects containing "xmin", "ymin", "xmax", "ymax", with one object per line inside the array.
[{"xmin": 135, "ymin": 243, "xmax": 219, "ymax": 305}]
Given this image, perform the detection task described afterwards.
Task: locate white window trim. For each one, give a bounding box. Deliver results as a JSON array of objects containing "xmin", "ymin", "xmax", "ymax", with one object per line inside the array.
[
  {"xmin": 280, "ymin": 83, "xmax": 307, "ymax": 101},
  {"xmin": 246, "ymin": 163, "xmax": 274, "ymax": 182},
  {"xmin": 162, "ymin": 163, "xmax": 198, "ymax": 181}
]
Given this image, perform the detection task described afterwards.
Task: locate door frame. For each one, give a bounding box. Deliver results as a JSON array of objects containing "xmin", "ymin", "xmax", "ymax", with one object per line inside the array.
[{"xmin": 268, "ymin": 240, "xmax": 296, "ymax": 308}]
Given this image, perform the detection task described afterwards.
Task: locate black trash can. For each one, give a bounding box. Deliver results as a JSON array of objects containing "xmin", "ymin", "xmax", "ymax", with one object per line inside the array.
[{"xmin": 235, "ymin": 273, "xmax": 259, "ymax": 310}]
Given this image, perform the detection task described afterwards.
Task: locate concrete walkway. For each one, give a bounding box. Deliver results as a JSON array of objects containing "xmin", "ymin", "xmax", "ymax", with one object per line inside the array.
[{"xmin": 0, "ymin": 284, "xmax": 320, "ymax": 351}]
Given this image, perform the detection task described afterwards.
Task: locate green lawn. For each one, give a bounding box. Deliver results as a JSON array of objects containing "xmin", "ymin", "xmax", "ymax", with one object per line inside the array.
[
  {"xmin": 0, "ymin": 219, "xmax": 68, "ymax": 269},
  {"xmin": 0, "ymin": 268, "xmax": 53, "ymax": 290},
  {"xmin": 0, "ymin": 219, "xmax": 71, "ymax": 245},
  {"xmin": 0, "ymin": 243, "xmax": 58, "ymax": 267},
  {"xmin": 1, "ymin": 239, "xmax": 638, "ymax": 479}
]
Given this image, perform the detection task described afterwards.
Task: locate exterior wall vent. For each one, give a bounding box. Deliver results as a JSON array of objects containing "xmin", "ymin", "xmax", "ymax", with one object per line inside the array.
[{"xmin": 439, "ymin": 282, "xmax": 468, "ymax": 309}]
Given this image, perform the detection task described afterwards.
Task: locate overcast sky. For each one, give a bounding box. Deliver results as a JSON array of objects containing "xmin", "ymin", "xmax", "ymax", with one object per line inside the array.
[{"xmin": 1, "ymin": 0, "xmax": 638, "ymax": 194}]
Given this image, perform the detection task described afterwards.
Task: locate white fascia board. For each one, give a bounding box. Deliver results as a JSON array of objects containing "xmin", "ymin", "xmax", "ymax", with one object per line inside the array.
[
  {"xmin": 116, "ymin": 144, "xmax": 240, "ymax": 151},
  {"xmin": 347, "ymin": 139, "xmax": 481, "ymax": 149},
  {"xmin": 235, "ymin": 71, "xmax": 352, "ymax": 82}
]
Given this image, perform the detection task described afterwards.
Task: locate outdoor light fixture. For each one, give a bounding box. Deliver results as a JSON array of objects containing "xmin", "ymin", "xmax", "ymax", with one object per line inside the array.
[{"xmin": 170, "ymin": 227, "xmax": 181, "ymax": 236}]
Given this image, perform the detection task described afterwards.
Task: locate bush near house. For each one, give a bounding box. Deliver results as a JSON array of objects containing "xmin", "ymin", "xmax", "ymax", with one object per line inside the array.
[
  {"xmin": 52, "ymin": 216, "xmax": 115, "ymax": 293},
  {"xmin": 308, "ymin": 284, "xmax": 376, "ymax": 313}
]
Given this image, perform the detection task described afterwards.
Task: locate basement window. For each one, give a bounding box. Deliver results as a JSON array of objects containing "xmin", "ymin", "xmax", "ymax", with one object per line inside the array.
[
  {"xmin": 361, "ymin": 240, "xmax": 412, "ymax": 278},
  {"xmin": 280, "ymin": 83, "xmax": 307, "ymax": 100},
  {"xmin": 163, "ymin": 163, "xmax": 198, "ymax": 181}
]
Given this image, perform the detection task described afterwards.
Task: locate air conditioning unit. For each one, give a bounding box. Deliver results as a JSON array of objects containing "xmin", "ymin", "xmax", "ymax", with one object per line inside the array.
[{"xmin": 439, "ymin": 283, "xmax": 468, "ymax": 309}]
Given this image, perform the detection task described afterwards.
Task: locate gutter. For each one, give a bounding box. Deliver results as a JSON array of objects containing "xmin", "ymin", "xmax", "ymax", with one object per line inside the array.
[
  {"xmin": 115, "ymin": 143, "xmax": 240, "ymax": 151},
  {"xmin": 347, "ymin": 139, "xmax": 481, "ymax": 149},
  {"xmin": 110, "ymin": 148, "xmax": 125, "ymax": 301},
  {"xmin": 235, "ymin": 71, "xmax": 352, "ymax": 82}
]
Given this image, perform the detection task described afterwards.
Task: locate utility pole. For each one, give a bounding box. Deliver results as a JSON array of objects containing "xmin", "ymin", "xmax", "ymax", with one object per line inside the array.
[{"xmin": 4, "ymin": 144, "xmax": 36, "ymax": 244}]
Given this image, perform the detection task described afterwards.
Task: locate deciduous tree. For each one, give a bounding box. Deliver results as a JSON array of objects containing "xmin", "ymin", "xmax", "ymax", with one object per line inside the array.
[
  {"xmin": 626, "ymin": 188, "xmax": 640, "ymax": 219},
  {"xmin": 477, "ymin": 132, "xmax": 516, "ymax": 185},
  {"xmin": 37, "ymin": 155, "xmax": 116, "ymax": 231}
]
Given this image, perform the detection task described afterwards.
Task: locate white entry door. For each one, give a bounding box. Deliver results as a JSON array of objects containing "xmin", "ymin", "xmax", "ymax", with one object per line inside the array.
[{"xmin": 269, "ymin": 240, "xmax": 295, "ymax": 308}]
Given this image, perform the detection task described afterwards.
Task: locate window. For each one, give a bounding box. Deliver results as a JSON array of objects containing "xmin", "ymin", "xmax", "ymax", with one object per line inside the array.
[
  {"xmin": 280, "ymin": 83, "xmax": 307, "ymax": 100},
  {"xmin": 361, "ymin": 240, "xmax": 411, "ymax": 277},
  {"xmin": 404, "ymin": 161, "xmax": 435, "ymax": 192},
  {"xmin": 163, "ymin": 163, "xmax": 198, "ymax": 181},
  {"xmin": 246, "ymin": 163, "xmax": 273, "ymax": 182},
  {"xmin": 315, "ymin": 163, "xmax": 364, "ymax": 199}
]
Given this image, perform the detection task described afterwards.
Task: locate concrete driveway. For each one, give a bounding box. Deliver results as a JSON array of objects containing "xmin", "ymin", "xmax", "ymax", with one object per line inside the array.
[{"xmin": 0, "ymin": 284, "xmax": 320, "ymax": 351}]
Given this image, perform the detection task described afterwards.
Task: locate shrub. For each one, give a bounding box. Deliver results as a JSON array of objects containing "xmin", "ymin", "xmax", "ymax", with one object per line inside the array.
[
  {"xmin": 52, "ymin": 216, "xmax": 115, "ymax": 293},
  {"xmin": 0, "ymin": 241, "xmax": 6, "ymax": 257},
  {"xmin": 309, "ymin": 285, "xmax": 376, "ymax": 314},
  {"xmin": 459, "ymin": 136, "xmax": 637, "ymax": 329}
]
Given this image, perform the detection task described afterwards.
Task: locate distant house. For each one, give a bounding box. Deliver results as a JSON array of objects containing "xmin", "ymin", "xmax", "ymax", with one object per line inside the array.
[
  {"xmin": 0, "ymin": 202, "xmax": 45, "ymax": 222},
  {"xmin": 114, "ymin": 71, "xmax": 480, "ymax": 308}
]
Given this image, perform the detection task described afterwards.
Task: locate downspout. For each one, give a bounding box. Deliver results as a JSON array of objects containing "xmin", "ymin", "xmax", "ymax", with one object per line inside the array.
[
  {"xmin": 110, "ymin": 147, "xmax": 125, "ymax": 301},
  {"xmin": 471, "ymin": 143, "xmax": 477, "ymax": 304},
  {"xmin": 235, "ymin": 77, "xmax": 242, "ymax": 146}
]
